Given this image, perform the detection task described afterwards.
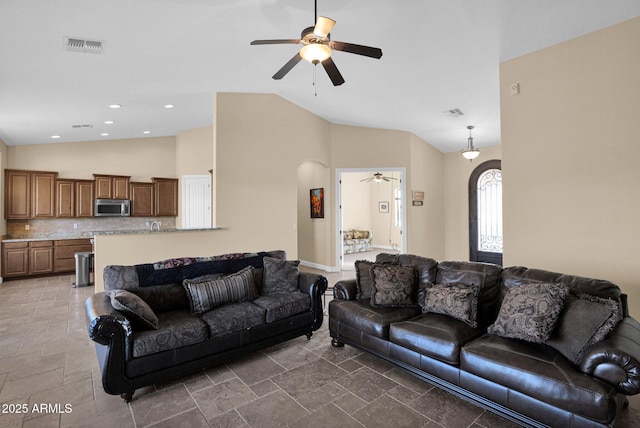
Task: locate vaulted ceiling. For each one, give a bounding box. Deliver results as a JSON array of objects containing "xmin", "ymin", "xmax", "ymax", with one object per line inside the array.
[{"xmin": 1, "ymin": 0, "xmax": 639, "ymax": 152}]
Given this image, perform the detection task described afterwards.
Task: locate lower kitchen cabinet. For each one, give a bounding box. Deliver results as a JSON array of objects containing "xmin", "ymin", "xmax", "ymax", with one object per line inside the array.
[
  {"xmin": 54, "ymin": 239, "xmax": 92, "ymax": 273},
  {"xmin": 2, "ymin": 239, "xmax": 92, "ymax": 278}
]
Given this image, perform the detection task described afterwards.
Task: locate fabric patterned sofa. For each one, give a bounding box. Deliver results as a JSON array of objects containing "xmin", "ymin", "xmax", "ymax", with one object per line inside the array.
[
  {"xmin": 329, "ymin": 253, "xmax": 640, "ymax": 427},
  {"xmin": 85, "ymin": 250, "xmax": 327, "ymax": 402},
  {"xmin": 343, "ymin": 229, "xmax": 373, "ymax": 254}
]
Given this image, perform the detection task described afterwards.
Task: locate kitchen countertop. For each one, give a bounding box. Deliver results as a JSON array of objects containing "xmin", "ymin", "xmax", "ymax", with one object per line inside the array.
[{"xmin": 2, "ymin": 228, "xmax": 221, "ymax": 243}]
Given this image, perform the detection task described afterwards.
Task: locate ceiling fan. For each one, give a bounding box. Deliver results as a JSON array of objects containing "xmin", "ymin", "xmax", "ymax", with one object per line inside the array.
[
  {"xmin": 360, "ymin": 172, "xmax": 398, "ymax": 183},
  {"xmin": 250, "ymin": 0, "xmax": 383, "ymax": 86}
]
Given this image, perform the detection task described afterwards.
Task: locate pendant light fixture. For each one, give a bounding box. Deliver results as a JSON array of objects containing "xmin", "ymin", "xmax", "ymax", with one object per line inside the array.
[{"xmin": 461, "ymin": 125, "xmax": 480, "ymax": 160}]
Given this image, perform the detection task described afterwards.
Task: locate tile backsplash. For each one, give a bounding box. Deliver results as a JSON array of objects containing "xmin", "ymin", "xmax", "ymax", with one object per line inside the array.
[{"xmin": 6, "ymin": 217, "xmax": 177, "ymax": 239}]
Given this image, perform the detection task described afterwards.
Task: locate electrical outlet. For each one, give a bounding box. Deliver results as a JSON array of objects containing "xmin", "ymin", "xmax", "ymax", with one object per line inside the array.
[
  {"xmin": 73, "ymin": 223, "xmax": 78, "ymax": 229},
  {"xmin": 24, "ymin": 224, "xmax": 30, "ymax": 230},
  {"xmin": 510, "ymin": 83, "xmax": 520, "ymax": 95},
  {"xmin": 146, "ymin": 222, "xmax": 150, "ymax": 227}
]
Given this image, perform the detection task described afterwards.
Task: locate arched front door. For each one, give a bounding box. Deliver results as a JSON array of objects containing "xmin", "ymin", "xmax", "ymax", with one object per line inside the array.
[{"xmin": 469, "ymin": 160, "xmax": 503, "ymax": 265}]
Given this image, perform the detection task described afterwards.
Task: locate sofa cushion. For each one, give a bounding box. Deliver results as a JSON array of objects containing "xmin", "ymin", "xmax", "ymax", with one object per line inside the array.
[
  {"xmin": 183, "ymin": 266, "xmax": 258, "ymax": 316},
  {"xmin": 131, "ymin": 310, "xmax": 209, "ymax": 357},
  {"xmin": 546, "ymin": 290, "xmax": 622, "ymax": 364},
  {"xmin": 398, "ymin": 254, "xmax": 438, "ymax": 286},
  {"xmin": 461, "ymin": 334, "xmax": 618, "ymax": 423},
  {"xmin": 329, "ymin": 299, "xmax": 420, "ymax": 339},
  {"xmin": 423, "ymin": 283, "xmax": 480, "ymax": 328},
  {"xmin": 488, "ymin": 283, "xmax": 569, "ymax": 343},
  {"xmin": 253, "ymin": 292, "xmax": 311, "ymax": 323},
  {"xmin": 262, "ymin": 257, "xmax": 300, "ymax": 295},
  {"xmin": 110, "ymin": 289, "xmax": 159, "ymax": 330},
  {"xmin": 355, "ymin": 260, "xmax": 375, "ymax": 300},
  {"xmin": 390, "ymin": 313, "xmax": 485, "ymax": 365},
  {"xmin": 436, "ymin": 261, "xmax": 502, "ymax": 328},
  {"xmin": 370, "ymin": 264, "xmax": 418, "ymax": 308},
  {"xmin": 104, "ymin": 265, "xmax": 188, "ymax": 312},
  {"xmin": 200, "ymin": 302, "xmax": 266, "ymax": 338}
]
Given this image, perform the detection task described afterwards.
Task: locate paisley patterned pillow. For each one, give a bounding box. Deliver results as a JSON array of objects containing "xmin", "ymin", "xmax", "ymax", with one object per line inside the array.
[
  {"xmin": 488, "ymin": 283, "xmax": 569, "ymax": 343},
  {"xmin": 370, "ymin": 264, "xmax": 417, "ymax": 308},
  {"xmin": 424, "ymin": 283, "xmax": 480, "ymax": 328},
  {"xmin": 110, "ymin": 290, "xmax": 159, "ymax": 330},
  {"xmin": 262, "ymin": 257, "xmax": 300, "ymax": 295}
]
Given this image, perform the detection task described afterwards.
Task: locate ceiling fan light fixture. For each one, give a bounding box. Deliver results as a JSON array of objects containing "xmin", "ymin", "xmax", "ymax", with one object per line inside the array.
[
  {"xmin": 313, "ymin": 16, "xmax": 335, "ymax": 38},
  {"xmin": 300, "ymin": 43, "xmax": 332, "ymax": 63},
  {"xmin": 461, "ymin": 125, "xmax": 480, "ymax": 160}
]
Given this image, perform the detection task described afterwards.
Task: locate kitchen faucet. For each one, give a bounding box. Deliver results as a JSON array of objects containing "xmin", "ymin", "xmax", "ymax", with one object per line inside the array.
[{"xmin": 150, "ymin": 221, "xmax": 161, "ymax": 231}]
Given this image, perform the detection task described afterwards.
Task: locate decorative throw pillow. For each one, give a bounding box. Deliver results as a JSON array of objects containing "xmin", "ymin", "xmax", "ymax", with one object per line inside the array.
[
  {"xmin": 424, "ymin": 283, "xmax": 480, "ymax": 328},
  {"xmin": 183, "ymin": 266, "xmax": 257, "ymax": 315},
  {"xmin": 262, "ymin": 257, "xmax": 300, "ymax": 295},
  {"xmin": 370, "ymin": 264, "xmax": 417, "ymax": 308},
  {"xmin": 110, "ymin": 290, "xmax": 159, "ymax": 330},
  {"xmin": 355, "ymin": 260, "xmax": 375, "ymax": 300},
  {"xmin": 488, "ymin": 283, "xmax": 569, "ymax": 343},
  {"xmin": 546, "ymin": 290, "xmax": 622, "ymax": 364}
]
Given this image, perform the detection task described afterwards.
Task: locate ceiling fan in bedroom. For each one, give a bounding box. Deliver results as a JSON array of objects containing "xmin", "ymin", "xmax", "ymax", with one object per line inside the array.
[
  {"xmin": 250, "ymin": 0, "xmax": 383, "ymax": 86},
  {"xmin": 360, "ymin": 172, "xmax": 398, "ymax": 183}
]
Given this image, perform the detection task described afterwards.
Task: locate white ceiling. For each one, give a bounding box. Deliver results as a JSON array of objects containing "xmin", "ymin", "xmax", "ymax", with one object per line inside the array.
[{"xmin": 1, "ymin": 0, "xmax": 639, "ymax": 153}]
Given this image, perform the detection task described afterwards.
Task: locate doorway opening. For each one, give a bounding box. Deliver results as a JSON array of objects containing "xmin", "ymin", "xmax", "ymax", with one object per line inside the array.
[{"xmin": 336, "ymin": 168, "xmax": 406, "ymax": 270}]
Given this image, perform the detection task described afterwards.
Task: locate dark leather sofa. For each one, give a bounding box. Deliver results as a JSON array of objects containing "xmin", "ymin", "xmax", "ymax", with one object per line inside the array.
[
  {"xmin": 329, "ymin": 254, "xmax": 640, "ymax": 427},
  {"xmin": 85, "ymin": 250, "xmax": 327, "ymax": 402}
]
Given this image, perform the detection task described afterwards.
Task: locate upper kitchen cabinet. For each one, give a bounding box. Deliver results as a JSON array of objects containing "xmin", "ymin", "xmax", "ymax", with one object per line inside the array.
[
  {"xmin": 75, "ymin": 180, "xmax": 95, "ymax": 217},
  {"xmin": 153, "ymin": 178, "xmax": 178, "ymax": 217},
  {"xmin": 129, "ymin": 182, "xmax": 154, "ymax": 217},
  {"xmin": 94, "ymin": 174, "xmax": 130, "ymax": 200},
  {"xmin": 56, "ymin": 179, "xmax": 75, "ymax": 217},
  {"xmin": 5, "ymin": 169, "xmax": 57, "ymax": 219}
]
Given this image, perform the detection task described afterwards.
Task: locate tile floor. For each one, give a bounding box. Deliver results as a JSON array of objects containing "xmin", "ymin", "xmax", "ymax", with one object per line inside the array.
[{"xmin": 1, "ymin": 269, "xmax": 640, "ymax": 427}]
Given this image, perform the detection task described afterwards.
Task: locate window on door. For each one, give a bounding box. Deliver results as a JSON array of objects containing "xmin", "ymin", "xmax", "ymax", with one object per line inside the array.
[{"xmin": 469, "ymin": 160, "xmax": 503, "ymax": 265}]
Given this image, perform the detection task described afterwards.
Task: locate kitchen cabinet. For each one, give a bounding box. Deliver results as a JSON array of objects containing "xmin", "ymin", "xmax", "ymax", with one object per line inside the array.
[
  {"xmin": 54, "ymin": 239, "xmax": 92, "ymax": 273},
  {"xmin": 2, "ymin": 242, "xmax": 29, "ymax": 277},
  {"xmin": 29, "ymin": 240, "xmax": 54, "ymax": 275},
  {"xmin": 2, "ymin": 239, "xmax": 91, "ymax": 278},
  {"xmin": 75, "ymin": 180, "xmax": 95, "ymax": 217},
  {"xmin": 56, "ymin": 179, "xmax": 75, "ymax": 217},
  {"xmin": 5, "ymin": 169, "xmax": 57, "ymax": 219},
  {"xmin": 94, "ymin": 174, "xmax": 130, "ymax": 200},
  {"xmin": 130, "ymin": 182, "xmax": 154, "ymax": 217},
  {"xmin": 154, "ymin": 178, "xmax": 178, "ymax": 217}
]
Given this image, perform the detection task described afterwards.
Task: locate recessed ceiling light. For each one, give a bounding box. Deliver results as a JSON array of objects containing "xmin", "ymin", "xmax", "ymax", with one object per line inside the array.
[
  {"xmin": 109, "ymin": 104, "xmax": 121, "ymax": 109},
  {"xmin": 104, "ymin": 120, "xmax": 115, "ymax": 124},
  {"xmin": 164, "ymin": 104, "xmax": 175, "ymax": 109},
  {"xmin": 143, "ymin": 131, "xmax": 151, "ymax": 134},
  {"xmin": 100, "ymin": 133, "xmax": 109, "ymax": 136},
  {"xmin": 51, "ymin": 135, "xmax": 61, "ymax": 139}
]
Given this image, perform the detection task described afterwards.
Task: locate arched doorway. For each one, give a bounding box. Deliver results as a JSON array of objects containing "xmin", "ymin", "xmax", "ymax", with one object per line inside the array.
[{"xmin": 469, "ymin": 160, "xmax": 503, "ymax": 265}]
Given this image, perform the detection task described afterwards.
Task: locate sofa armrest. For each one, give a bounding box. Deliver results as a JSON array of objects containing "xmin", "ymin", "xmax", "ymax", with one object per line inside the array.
[
  {"xmin": 86, "ymin": 293, "xmax": 133, "ymax": 345},
  {"xmin": 298, "ymin": 272, "xmax": 328, "ymax": 331},
  {"xmin": 581, "ymin": 317, "xmax": 640, "ymax": 395},
  {"xmin": 333, "ymin": 279, "xmax": 358, "ymax": 300}
]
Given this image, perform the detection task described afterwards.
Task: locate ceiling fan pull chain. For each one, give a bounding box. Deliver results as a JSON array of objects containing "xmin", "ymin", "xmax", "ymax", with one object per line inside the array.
[{"xmin": 314, "ymin": 64, "xmax": 318, "ymax": 97}]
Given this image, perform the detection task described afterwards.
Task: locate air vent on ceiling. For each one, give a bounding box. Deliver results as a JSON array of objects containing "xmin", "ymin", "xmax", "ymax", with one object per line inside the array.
[
  {"xmin": 64, "ymin": 36, "xmax": 104, "ymax": 54},
  {"xmin": 445, "ymin": 108, "xmax": 465, "ymax": 117},
  {"xmin": 71, "ymin": 124, "xmax": 93, "ymax": 129}
]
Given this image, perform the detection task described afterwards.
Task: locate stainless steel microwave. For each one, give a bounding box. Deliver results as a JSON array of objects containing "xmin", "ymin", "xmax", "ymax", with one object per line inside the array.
[{"xmin": 94, "ymin": 199, "xmax": 130, "ymax": 217}]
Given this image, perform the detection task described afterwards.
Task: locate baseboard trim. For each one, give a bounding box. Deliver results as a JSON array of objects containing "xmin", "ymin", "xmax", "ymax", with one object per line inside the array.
[{"xmin": 299, "ymin": 260, "xmax": 339, "ymax": 273}]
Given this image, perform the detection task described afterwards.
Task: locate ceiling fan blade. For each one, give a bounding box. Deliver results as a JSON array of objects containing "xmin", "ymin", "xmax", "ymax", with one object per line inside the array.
[
  {"xmin": 314, "ymin": 16, "xmax": 336, "ymax": 38},
  {"xmin": 272, "ymin": 53, "xmax": 303, "ymax": 80},
  {"xmin": 250, "ymin": 39, "xmax": 301, "ymax": 45},
  {"xmin": 330, "ymin": 41, "xmax": 383, "ymax": 59},
  {"xmin": 321, "ymin": 57, "xmax": 345, "ymax": 86},
  {"xmin": 359, "ymin": 177, "xmax": 374, "ymax": 182}
]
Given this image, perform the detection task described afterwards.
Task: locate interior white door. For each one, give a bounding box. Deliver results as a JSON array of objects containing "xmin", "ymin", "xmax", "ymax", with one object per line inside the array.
[{"xmin": 182, "ymin": 175, "xmax": 212, "ymax": 229}]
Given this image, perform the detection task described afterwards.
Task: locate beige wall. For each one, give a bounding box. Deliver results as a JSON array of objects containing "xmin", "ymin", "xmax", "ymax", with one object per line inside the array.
[
  {"xmin": 6, "ymin": 136, "xmax": 177, "ymax": 181},
  {"xmin": 500, "ymin": 17, "xmax": 640, "ymax": 317},
  {"xmin": 215, "ymin": 93, "xmax": 331, "ymax": 261},
  {"xmin": 444, "ymin": 145, "xmax": 502, "ymax": 260}
]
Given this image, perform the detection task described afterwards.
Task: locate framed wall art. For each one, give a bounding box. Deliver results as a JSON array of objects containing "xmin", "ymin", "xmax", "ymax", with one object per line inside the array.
[{"xmin": 310, "ymin": 188, "xmax": 324, "ymax": 218}]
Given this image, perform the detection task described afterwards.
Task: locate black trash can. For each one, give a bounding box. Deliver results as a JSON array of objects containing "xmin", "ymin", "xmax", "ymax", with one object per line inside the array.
[{"xmin": 74, "ymin": 251, "xmax": 93, "ymax": 287}]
